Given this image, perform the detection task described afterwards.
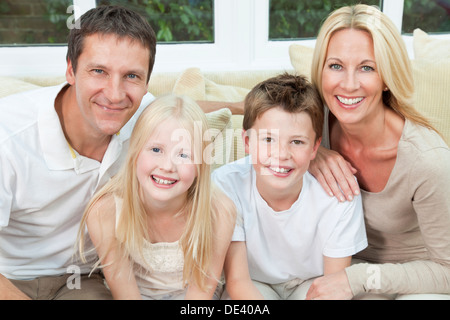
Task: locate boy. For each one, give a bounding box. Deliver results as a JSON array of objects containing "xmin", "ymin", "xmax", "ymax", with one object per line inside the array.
[{"xmin": 212, "ymin": 74, "xmax": 367, "ymax": 299}]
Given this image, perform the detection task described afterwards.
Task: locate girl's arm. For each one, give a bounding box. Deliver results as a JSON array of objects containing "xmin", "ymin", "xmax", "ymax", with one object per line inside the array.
[
  {"xmin": 86, "ymin": 195, "xmax": 142, "ymax": 300},
  {"xmin": 185, "ymin": 193, "xmax": 237, "ymax": 300},
  {"xmin": 223, "ymin": 241, "xmax": 264, "ymax": 300}
]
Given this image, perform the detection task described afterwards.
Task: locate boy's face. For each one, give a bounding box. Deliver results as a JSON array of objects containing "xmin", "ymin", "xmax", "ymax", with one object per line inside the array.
[
  {"xmin": 65, "ymin": 33, "xmax": 150, "ymax": 138},
  {"xmin": 243, "ymin": 107, "xmax": 321, "ymax": 198}
]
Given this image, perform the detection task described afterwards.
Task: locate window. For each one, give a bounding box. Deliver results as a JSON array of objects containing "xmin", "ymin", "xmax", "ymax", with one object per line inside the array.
[
  {"xmin": 96, "ymin": 0, "xmax": 214, "ymax": 43},
  {"xmin": 402, "ymin": 0, "xmax": 450, "ymax": 34},
  {"xmin": 0, "ymin": 0, "xmax": 449, "ymax": 77},
  {"xmin": 269, "ymin": 0, "xmax": 381, "ymax": 40},
  {"xmin": 0, "ymin": 0, "xmax": 72, "ymax": 45}
]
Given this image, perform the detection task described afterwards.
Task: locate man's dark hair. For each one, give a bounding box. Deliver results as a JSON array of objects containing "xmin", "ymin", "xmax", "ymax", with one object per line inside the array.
[{"xmin": 66, "ymin": 5, "xmax": 157, "ymax": 82}]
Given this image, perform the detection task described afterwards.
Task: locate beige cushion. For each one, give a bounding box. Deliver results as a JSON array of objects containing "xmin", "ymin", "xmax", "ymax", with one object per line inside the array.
[
  {"xmin": 204, "ymin": 108, "xmax": 234, "ymax": 170},
  {"xmin": 288, "ymin": 44, "xmax": 315, "ymax": 80},
  {"xmin": 412, "ymin": 29, "xmax": 450, "ymax": 145},
  {"xmin": 172, "ymin": 68, "xmax": 246, "ymax": 168},
  {"xmin": 0, "ymin": 77, "xmax": 41, "ymax": 98},
  {"xmin": 413, "ymin": 28, "xmax": 450, "ymax": 61}
]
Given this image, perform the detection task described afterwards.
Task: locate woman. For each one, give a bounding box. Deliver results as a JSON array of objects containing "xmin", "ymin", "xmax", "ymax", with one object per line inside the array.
[{"xmin": 307, "ymin": 4, "xmax": 450, "ymax": 299}]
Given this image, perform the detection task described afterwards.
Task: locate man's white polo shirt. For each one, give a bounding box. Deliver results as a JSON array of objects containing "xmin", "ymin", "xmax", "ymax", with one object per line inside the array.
[{"xmin": 0, "ymin": 83, "xmax": 153, "ymax": 280}]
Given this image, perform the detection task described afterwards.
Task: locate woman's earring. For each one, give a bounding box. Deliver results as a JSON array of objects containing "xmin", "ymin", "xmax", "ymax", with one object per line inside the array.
[{"xmin": 383, "ymin": 86, "xmax": 389, "ymax": 91}]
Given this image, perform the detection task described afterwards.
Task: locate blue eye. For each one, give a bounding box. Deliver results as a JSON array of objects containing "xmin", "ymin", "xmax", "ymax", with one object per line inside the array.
[
  {"xmin": 330, "ymin": 64, "xmax": 342, "ymax": 70},
  {"xmin": 362, "ymin": 66, "xmax": 374, "ymax": 72},
  {"xmin": 151, "ymin": 147, "xmax": 161, "ymax": 153}
]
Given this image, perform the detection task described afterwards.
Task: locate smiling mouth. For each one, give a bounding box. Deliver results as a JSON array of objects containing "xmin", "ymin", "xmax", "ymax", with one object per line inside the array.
[
  {"xmin": 152, "ymin": 175, "xmax": 177, "ymax": 185},
  {"xmin": 268, "ymin": 167, "xmax": 292, "ymax": 175},
  {"xmin": 336, "ymin": 96, "xmax": 364, "ymax": 106},
  {"xmin": 95, "ymin": 102, "xmax": 128, "ymax": 112}
]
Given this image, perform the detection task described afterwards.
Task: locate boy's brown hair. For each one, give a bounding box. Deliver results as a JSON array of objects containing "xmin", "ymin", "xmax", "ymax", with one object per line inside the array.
[{"xmin": 243, "ymin": 73, "xmax": 323, "ymax": 142}]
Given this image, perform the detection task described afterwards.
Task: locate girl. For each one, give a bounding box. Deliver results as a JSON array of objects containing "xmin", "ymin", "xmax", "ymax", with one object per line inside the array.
[{"xmin": 78, "ymin": 94, "xmax": 236, "ymax": 299}]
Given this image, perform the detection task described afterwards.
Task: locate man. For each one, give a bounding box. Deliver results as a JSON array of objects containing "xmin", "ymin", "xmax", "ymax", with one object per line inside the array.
[{"xmin": 0, "ymin": 5, "xmax": 156, "ymax": 300}]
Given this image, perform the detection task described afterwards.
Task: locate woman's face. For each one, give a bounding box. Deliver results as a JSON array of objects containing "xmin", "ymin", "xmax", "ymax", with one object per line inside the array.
[{"xmin": 321, "ymin": 28, "xmax": 386, "ymax": 125}]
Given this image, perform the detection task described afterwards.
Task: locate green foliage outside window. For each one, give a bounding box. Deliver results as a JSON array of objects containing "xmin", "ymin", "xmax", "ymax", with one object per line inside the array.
[
  {"xmin": 97, "ymin": 0, "xmax": 214, "ymax": 42},
  {"xmin": 402, "ymin": 0, "xmax": 450, "ymax": 34},
  {"xmin": 0, "ymin": 0, "xmax": 449, "ymax": 45},
  {"xmin": 269, "ymin": 0, "xmax": 381, "ymax": 40}
]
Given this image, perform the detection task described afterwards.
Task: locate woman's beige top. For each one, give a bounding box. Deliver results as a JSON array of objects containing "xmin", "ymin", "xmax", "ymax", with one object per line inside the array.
[{"xmin": 322, "ymin": 109, "xmax": 450, "ymax": 295}]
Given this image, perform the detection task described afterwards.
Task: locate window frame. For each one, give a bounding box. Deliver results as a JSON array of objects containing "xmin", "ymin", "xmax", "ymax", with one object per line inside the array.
[{"xmin": 0, "ymin": 0, "xmax": 448, "ymax": 77}]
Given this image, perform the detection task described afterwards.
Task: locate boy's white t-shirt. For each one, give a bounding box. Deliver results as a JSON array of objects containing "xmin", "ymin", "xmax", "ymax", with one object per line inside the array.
[{"xmin": 212, "ymin": 156, "xmax": 367, "ymax": 284}]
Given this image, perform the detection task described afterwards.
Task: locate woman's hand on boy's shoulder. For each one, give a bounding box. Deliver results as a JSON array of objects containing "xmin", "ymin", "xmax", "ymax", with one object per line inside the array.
[{"xmin": 309, "ymin": 146, "xmax": 360, "ymax": 202}]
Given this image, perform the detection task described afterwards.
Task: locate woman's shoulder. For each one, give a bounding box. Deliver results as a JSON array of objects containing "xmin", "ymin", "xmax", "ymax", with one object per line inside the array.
[
  {"xmin": 399, "ymin": 120, "xmax": 450, "ymax": 180},
  {"xmin": 401, "ymin": 119, "xmax": 449, "ymax": 153}
]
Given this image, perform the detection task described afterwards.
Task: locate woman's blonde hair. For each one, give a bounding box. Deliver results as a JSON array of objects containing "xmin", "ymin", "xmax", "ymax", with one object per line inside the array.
[
  {"xmin": 79, "ymin": 94, "xmax": 218, "ymax": 291},
  {"xmin": 311, "ymin": 4, "xmax": 438, "ymax": 132}
]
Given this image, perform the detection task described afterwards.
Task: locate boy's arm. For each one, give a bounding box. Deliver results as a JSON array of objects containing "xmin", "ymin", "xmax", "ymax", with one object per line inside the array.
[
  {"xmin": 323, "ymin": 256, "xmax": 351, "ymax": 275},
  {"xmin": 306, "ymin": 256, "xmax": 353, "ymax": 300},
  {"xmin": 223, "ymin": 242, "xmax": 264, "ymax": 300},
  {"xmin": 197, "ymin": 101, "xmax": 244, "ymax": 115}
]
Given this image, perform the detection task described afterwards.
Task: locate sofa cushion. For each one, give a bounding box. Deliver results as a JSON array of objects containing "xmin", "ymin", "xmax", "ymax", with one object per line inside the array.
[
  {"xmin": 412, "ymin": 29, "xmax": 450, "ymax": 145},
  {"xmin": 0, "ymin": 77, "xmax": 41, "ymax": 98},
  {"xmin": 172, "ymin": 67, "xmax": 245, "ymax": 168},
  {"xmin": 288, "ymin": 44, "xmax": 314, "ymax": 80},
  {"xmin": 413, "ymin": 28, "xmax": 450, "ymax": 61},
  {"xmin": 203, "ymin": 107, "xmax": 234, "ymax": 170}
]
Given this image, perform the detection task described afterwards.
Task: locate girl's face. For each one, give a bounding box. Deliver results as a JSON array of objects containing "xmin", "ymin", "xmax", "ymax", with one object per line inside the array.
[
  {"xmin": 321, "ymin": 28, "xmax": 385, "ymax": 126},
  {"xmin": 136, "ymin": 117, "xmax": 198, "ymax": 209}
]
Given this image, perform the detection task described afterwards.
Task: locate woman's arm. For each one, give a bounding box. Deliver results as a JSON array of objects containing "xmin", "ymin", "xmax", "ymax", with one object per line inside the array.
[
  {"xmin": 86, "ymin": 196, "xmax": 142, "ymax": 300},
  {"xmin": 309, "ymin": 146, "xmax": 359, "ymax": 202}
]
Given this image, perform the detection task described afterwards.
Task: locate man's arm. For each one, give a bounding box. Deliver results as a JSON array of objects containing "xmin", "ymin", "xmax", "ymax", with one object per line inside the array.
[
  {"xmin": 196, "ymin": 101, "xmax": 244, "ymax": 115},
  {"xmin": 0, "ymin": 274, "xmax": 31, "ymax": 300}
]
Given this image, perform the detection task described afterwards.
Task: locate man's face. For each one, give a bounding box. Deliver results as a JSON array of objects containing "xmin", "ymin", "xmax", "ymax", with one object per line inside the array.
[{"xmin": 66, "ymin": 33, "xmax": 150, "ymax": 137}]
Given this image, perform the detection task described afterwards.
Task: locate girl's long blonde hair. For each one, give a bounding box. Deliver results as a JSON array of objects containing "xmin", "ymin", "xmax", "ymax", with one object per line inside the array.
[
  {"xmin": 79, "ymin": 94, "xmax": 218, "ymax": 291},
  {"xmin": 311, "ymin": 4, "xmax": 438, "ymax": 133}
]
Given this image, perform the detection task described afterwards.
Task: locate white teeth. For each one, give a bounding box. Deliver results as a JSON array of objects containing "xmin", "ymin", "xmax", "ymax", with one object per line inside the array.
[
  {"xmin": 270, "ymin": 167, "xmax": 291, "ymax": 173},
  {"xmin": 152, "ymin": 176, "xmax": 176, "ymax": 185},
  {"xmin": 337, "ymin": 96, "xmax": 363, "ymax": 105}
]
